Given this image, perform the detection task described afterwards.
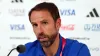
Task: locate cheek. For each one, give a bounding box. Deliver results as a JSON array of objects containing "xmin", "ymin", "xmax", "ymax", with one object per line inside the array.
[
  {"xmin": 46, "ymin": 25, "xmax": 57, "ymax": 34},
  {"xmin": 32, "ymin": 28, "xmax": 38, "ymax": 35}
]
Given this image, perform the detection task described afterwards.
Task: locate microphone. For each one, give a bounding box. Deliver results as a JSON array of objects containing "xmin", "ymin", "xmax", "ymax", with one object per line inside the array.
[{"xmin": 7, "ymin": 45, "xmax": 26, "ymax": 56}]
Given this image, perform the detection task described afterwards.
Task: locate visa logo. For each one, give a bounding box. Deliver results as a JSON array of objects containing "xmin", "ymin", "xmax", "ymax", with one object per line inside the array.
[
  {"xmin": 60, "ymin": 9, "xmax": 75, "ymax": 16},
  {"xmin": 10, "ymin": 24, "xmax": 25, "ymax": 30}
]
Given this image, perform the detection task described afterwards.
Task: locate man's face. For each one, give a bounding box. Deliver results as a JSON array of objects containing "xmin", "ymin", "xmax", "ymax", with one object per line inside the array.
[{"xmin": 30, "ymin": 10, "xmax": 61, "ymax": 47}]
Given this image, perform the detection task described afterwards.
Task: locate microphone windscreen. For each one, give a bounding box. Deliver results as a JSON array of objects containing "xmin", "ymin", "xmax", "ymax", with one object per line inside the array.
[{"xmin": 16, "ymin": 45, "xmax": 26, "ymax": 53}]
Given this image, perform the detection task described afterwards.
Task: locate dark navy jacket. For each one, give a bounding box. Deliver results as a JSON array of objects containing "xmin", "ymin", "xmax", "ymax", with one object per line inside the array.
[{"xmin": 18, "ymin": 35, "xmax": 91, "ymax": 56}]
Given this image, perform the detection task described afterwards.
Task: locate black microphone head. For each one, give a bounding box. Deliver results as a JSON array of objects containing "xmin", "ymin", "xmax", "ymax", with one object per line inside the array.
[{"xmin": 16, "ymin": 45, "xmax": 26, "ymax": 53}]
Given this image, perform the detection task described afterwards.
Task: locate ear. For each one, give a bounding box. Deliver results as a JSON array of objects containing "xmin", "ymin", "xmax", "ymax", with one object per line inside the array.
[{"xmin": 56, "ymin": 18, "xmax": 61, "ymax": 30}]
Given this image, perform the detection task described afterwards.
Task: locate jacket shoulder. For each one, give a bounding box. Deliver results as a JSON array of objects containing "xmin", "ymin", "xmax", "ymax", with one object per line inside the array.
[
  {"xmin": 25, "ymin": 40, "xmax": 38, "ymax": 49},
  {"xmin": 65, "ymin": 38, "xmax": 91, "ymax": 56},
  {"xmin": 18, "ymin": 40, "xmax": 39, "ymax": 56}
]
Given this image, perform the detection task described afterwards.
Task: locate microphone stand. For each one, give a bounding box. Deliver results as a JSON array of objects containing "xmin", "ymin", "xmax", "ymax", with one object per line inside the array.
[{"xmin": 7, "ymin": 48, "xmax": 16, "ymax": 56}]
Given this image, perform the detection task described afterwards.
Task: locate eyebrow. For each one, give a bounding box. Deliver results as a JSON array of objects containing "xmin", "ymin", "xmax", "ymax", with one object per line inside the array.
[
  {"xmin": 30, "ymin": 19, "xmax": 48, "ymax": 24},
  {"xmin": 30, "ymin": 21, "xmax": 36, "ymax": 24},
  {"xmin": 41, "ymin": 19, "xmax": 48, "ymax": 22}
]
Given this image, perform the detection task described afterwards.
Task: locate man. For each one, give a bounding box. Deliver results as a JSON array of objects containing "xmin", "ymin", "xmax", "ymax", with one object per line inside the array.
[{"xmin": 18, "ymin": 2, "xmax": 91, "ymax": 56}]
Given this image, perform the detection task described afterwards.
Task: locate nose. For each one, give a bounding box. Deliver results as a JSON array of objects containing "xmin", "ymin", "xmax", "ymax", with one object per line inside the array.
[{"xmin": 36, "ymin": 25, "xmax": 44, "ymax": 35}]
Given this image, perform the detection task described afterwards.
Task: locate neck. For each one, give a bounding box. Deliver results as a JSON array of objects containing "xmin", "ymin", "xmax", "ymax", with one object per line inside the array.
[{"xmin": 43, "ymin": 34, "xmax": 60, "ymax": 56}]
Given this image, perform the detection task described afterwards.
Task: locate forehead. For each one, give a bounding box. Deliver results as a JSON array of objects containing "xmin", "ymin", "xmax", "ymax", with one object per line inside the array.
[{"xmin": 30, "ymin": 10, "xmax": 53, "ymax": 22}]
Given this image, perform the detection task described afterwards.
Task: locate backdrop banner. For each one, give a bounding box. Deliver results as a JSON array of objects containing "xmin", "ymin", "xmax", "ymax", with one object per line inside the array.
[{"xmin": 0, "ymin": 0, "xmax": 100, "ymax": 56}]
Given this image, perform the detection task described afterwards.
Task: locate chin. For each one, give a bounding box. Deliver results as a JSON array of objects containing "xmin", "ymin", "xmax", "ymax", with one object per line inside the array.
[{"xmin": 40, "ymin": 41, "xmax": 52, "ymax": 48}]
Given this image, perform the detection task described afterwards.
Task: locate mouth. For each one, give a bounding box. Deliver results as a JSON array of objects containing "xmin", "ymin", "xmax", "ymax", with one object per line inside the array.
[{"xmin": 38, "ymin": 36, "xmax": 48, "ymax": 42}]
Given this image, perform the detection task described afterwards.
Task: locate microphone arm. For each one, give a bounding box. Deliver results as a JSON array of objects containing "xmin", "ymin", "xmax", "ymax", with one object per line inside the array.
[
  {"xmin": 7, "ymin": 45, "xmax": 26, "ymax": 56},
  {"xmin": 7, "ymin": 48, "xmax": 16, "ymax": 56}
]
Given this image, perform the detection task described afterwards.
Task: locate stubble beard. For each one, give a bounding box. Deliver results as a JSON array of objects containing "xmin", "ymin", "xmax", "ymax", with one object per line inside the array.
[{"xmin": 38, "ymin": 32, "xmax": 58, "ymax": 48}]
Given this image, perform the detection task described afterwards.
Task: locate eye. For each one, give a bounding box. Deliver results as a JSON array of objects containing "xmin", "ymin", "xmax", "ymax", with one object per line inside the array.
[
  {"xmin": 42, "ymin": 21, "xmax": 48, "ymax": 24},
  {"xmin": 32, "ymin": 23, "xmax": 38, "ymax": 27}
]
